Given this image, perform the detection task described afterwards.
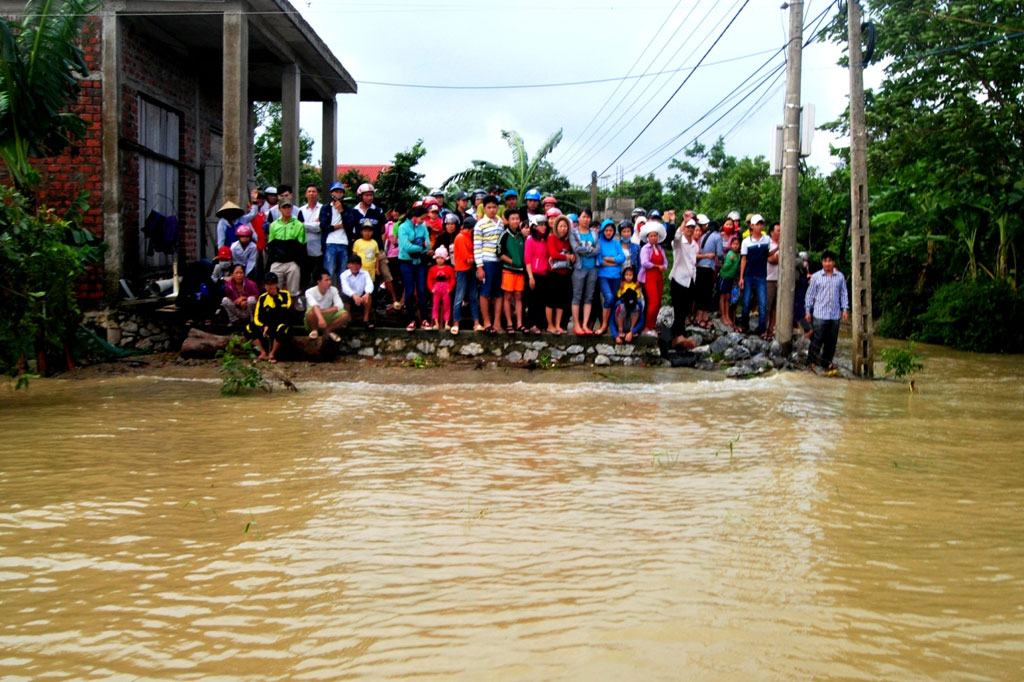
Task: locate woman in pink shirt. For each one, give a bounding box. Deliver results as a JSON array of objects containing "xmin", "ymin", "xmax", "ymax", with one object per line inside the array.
[{"xmin": 523, "ymin": 217, "xmax": 550, "ymax": 335}]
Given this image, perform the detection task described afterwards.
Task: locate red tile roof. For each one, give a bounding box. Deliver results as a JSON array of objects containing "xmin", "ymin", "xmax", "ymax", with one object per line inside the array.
[{"xmin": 336, "ymin": 164, "xmax": 391, "ymax": 184}]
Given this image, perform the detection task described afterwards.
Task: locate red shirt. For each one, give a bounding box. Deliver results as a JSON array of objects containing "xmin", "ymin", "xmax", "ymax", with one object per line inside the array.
[
  {"xmin": 453, "ymin": 231, "xmax": 475, "ymax": 272},
  {"xmin": 428, "ymin": 264, "xmax": 455, "ymax": 291},
  {"xmin": 547, "ymin": 232, "xmax": 571, "ymax": 275}
]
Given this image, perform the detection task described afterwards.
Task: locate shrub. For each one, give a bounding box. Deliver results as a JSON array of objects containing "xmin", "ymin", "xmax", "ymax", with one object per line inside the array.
[
  {"xmin": 0, "ymin": 186, "xmax": 103, "ymax": 378},
  {"xmin": 915, "ymin": 279, "xmax": 1024, "ymax": 353}
]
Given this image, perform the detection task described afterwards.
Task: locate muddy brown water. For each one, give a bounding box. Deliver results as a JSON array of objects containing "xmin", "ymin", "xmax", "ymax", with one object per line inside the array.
[{"xmin": 1, "ymin": 343, "xmax": 1022, "ymax": 680}]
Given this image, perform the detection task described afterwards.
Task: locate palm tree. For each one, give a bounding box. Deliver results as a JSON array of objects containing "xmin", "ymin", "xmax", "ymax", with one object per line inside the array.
[
  {"xmin": 0, "ymin": 0, "xmax": 97, "ymax": 190},
  {"xmin": 443, "ymin": 129, "xmax": 565, "ymax": 198}
]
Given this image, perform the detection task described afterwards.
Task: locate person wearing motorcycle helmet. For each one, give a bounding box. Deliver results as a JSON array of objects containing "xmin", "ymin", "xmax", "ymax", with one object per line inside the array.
[
  {"xmin": 454, "ymin": 190, "xmax": 474, "ymax": 223},
  {"xmin": 230, "ymin": 224, "xmax": 258, "ymax": 277},
  {"xmin": 502, "ymin": 189, "xmax": 519, "ymax": 218},
  {"xmin": 542, "ymin": 195, "xmax": 557, "ymax": 209},
  {"xmin": 632, "ymin": 207, "xmax": 646, "ymax": 221},
  {"xmin": 345, "ymin": 182, "xmax": 386, "ymax": 248},
  {"xmin": 522, "ymin": 188, "xmax": 543, "ymax": 225}
]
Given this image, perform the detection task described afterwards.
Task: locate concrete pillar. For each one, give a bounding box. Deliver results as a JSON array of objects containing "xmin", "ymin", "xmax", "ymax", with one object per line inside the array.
[
  {"xmin": 280, "ymin": 64, "xmax": 301, "ymax": 192},
  {"xmin": 321, "ymin": 97, "xmax": 337, "ymax": 192},
  {"xmin": 101, "ymin": 8, "xmax": 123, "ymax": 302},
  {"xmin": 222, "ymin": 8, "xmax": 248, "ymax": 206}
]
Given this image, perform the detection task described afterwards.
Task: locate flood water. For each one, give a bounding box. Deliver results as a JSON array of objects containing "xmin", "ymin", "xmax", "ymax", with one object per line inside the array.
[{"xmin": 1, "ymin": 344, "xmax": 1023, "ymax": 680}]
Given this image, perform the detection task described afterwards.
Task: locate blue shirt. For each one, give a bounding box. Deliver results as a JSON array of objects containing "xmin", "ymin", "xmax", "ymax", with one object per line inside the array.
[
  {"xmin": 805, "ymin": 268, "xmax": 850, "ymax": 320},
  {"xmin": 697, "ymin": 230, "xmax": 723, "ymax": 269}
]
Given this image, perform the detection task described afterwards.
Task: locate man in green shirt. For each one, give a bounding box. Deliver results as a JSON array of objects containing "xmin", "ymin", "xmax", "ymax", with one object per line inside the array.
[{"xmin": 267, "ymin": 199, "xmax": 306, "ymax": 308}]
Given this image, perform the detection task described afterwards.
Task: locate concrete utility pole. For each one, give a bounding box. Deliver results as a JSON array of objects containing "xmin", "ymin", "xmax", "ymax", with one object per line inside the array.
[
  {"xmin": 848, "ymin": 1, "xmax": 874, "ymax": 377},
  {"xmin": 590, "ymin": 171, "xmax": 598, "ymax": 213},
  {"xmin": 775, "ymin": 0, "xmax": 803, "ymax": 353}
]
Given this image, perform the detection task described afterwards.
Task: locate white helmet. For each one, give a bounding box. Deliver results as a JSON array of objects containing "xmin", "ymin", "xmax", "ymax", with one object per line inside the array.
[{"xmin": 357, "ymin": 183, "xmax": 375, "ymax": 194}]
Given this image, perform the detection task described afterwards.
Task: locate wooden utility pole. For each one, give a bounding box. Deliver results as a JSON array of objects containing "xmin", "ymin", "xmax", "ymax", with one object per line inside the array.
[
  {"xmin": 848, "ymin": 1, "xmax": 874, "ymax": 377},
  {"xmin": 590, "ymin": 171, "xmax": 598, "ymax": 213},
  {"xmin": 775, "ymin": 0, "xmax": 803, "ymax": 353}
]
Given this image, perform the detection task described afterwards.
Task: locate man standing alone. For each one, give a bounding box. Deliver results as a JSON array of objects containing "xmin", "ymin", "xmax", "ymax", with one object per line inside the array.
[{"xmin": 805, "ymin": 250, "xmax": 849, "ymax": 372}]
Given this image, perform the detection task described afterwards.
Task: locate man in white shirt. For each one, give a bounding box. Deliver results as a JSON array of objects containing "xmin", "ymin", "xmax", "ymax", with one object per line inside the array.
[
  {"xmin": 304, "ymin": 269, "xmax": 348, "ymax": 342},
  {"xmin": 669, "ymin": 217, "xmax": 698, "ymax": 339},
  {"xmin": 297, "ymin": 183, "xmax": 324, "ymax": 287},
  {"xmin": 340, "ymin": 254, "xmax": 375, "ymax": 328}
]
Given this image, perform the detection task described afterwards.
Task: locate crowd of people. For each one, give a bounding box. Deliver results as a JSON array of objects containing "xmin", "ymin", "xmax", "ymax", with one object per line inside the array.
[{"xmin": 196, "ymin": 182, "xmax": 848, "ymax": 369}]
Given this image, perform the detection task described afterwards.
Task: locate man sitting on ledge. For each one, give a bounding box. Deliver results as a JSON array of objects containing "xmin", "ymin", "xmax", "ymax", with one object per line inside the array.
[{"xmin": 304, "ymin": 269, "xmax": 349, "ymax": 343}]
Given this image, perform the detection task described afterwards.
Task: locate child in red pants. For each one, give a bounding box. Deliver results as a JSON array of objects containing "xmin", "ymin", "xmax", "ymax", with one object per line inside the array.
[{"xmin": 428, "ymin": 245, "xmax": 455, "ymax": 330}]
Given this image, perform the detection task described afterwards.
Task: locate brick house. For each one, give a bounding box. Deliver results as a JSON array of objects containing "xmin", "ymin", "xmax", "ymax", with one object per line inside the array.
[{"xmin": 0, "ymin": 0, "xmax": 355, "ymax": 303}]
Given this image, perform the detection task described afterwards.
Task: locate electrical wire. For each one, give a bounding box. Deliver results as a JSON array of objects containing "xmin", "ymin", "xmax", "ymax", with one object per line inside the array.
[
  {"xmin": 597, "ymin": 0, "xmax": 751, "ymax": 178},
  {"xmin": 356, "ymin": 47, "xmax": 780, "ymax": 91},
  {"xmin": 557, "ymin": 0, "xmax": 709, "ymax": 172},
  {"xmin": 555, "ymin": 0, "xmax": 687, "ymax": 165},
  {"xmin": 630, "ymin": 0, "xmax": 833, "ymax": 177},
  {"xmin": 562, "ymin": 0, "xmax": 743, "ymax": 178}
]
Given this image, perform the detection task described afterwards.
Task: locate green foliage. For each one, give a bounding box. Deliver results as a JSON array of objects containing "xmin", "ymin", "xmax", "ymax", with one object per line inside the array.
[
  {"xmin": 338, "ymin": 167, "xmax": 369, "ymax": 194},
  {"xmin": 880, "ymin": 341, "xmax": 924, "ymax": 381},
  {"xmin": 0, "ymin": 0, "xmax": 98, "ymax": 189},
  {"xmin": 0, "ymin": 186, "xmax": 103, "ymax": 378},
  {"xmin": 252, "ymin": 101, "xmax": 317, "ymax": 189},
  {"xmin": 444, "ymin": 130, "xmax": 570, "ymax": 202},
  {"xmin": 915, "ymin": 279, "xmax": 1024, "ymax": 353},
  {"xmin": 216, "ymin": 335, "xmax": 269, "ymax": 394},
  {"xmin": 374, "ymin": 139, "xmax": 427, "ymax": 212}
]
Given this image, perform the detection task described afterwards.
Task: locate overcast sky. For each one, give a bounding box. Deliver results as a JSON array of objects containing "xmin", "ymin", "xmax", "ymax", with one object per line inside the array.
[{"xmin": 292, "ymin": 0, "xmax": 883, "ymax": 191}]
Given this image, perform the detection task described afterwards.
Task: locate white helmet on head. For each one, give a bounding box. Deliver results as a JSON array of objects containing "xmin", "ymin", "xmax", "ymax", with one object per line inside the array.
[{"xmin": 357, "ymin": 183, "xmax": 375, "ymax": 195}]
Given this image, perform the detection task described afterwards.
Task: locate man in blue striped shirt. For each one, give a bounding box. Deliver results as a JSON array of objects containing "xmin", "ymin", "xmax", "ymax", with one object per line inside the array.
[{"xmin": 804, "ymin": 250, "xmax": 849, "ymax": 370}]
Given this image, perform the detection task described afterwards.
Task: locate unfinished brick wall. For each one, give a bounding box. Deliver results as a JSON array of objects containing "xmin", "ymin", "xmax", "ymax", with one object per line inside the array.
[{"xmin": 19, "ymin": 15, "xmax": 226, "ymax": 302}]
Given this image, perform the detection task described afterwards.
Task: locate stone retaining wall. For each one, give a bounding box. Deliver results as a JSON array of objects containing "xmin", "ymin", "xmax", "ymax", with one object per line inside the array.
[{"xmin": 335, "ymin": 328, "xmax": 662, "ymax": 367}]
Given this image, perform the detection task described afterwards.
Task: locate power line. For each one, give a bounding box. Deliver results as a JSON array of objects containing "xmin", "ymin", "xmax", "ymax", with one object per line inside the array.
[
  {"xmin": 562, "ymin": 0, "xmax": 741, "ymax": 178},
  {"xmin": 356, "ymin": 47, "xmax": 779, "ymax": 90},
  {"xmin": 598, "ymin": 0, "xmax": 751, "ymax": 178},
  {"xmin": 555, "ymin": 0, "xmax": 687, "ymax": 164},
  {"xmin": 620, "ymin": 59, "xmax": 786, "ymax": 176},
  {"xmin": 614, "ymin": 0, "xmax": 830, "ymax": 178},
  {"xmin": 631, "ymin": 0, "xmax": 834, "ymax": 177},
  {"xmin": 557, "ymin": 0, "xmax": 708, "ymax": 172}
]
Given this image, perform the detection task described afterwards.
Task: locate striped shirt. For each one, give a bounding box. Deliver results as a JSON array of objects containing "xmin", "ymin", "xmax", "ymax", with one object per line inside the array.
[
  {"xmin": 805, "ymin": 268, "xmax": 850, "ymax": 320},
  {"xmin": 473, "ymin": 216, "xmax": 503, "ymax": 264}
]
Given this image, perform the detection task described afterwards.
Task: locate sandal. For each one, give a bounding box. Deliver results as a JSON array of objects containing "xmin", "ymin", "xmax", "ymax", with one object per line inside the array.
[{"xmin": 506, "ymin": 326, "xmax": 515, "ymax": 335}]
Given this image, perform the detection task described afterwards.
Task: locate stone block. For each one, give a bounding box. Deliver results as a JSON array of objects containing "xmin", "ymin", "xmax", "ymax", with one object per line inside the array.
[
  {"xmin": 566, "ymin": 344, "xmax": 583, "ymax": 354},
  {"xmin": 437, "ymin": 348, "xmax": 450, "ymax": 360},
  {"xmin": 595, "ymin": 343, "xmax": 615, "ymax": 356},
  {"xmin": 710, "ymin": 336, "xmax": 731, "ymax": 354},
  {"xmin": 693, "ymin": 344, "xmax": 711, "ymax": 356},
  {"xmin": 416, "ymin": 341, "xmax": 436, "ymax": 354},
  {"xmin": 459, "ymin": 342, "xmax": 484, "ymax": 356},
  {"xmin": 348, "ymin": 337, "xmax": 362, "ymax": 349},
  {"xmin": 695, "ymin": 359, "xmax": 716, "ymax": 371},
  {"xmin": 523, "ymin": 349, "xmax": 539, "ymax": 362},
  {"xmin": 405, "ymin": 352, "xmax": 421, "ymax": 362},
  {"xmin": 439, "ymin": 339, "xmax": 455, "ymax": 348},
  {"xmin": 616, "ymin": 344, "xmax": 635, "ymax": 356},
  {"xmin": 594, "ymin": 354, "xmax": 611, "ymax": 366},
  {"xmin": 385, "ymin": 338, "xmax": 406, "ymax": 353},
  {"xmin": 505, "ymin": 350, "xmax": 523, "ymax": 363},
  {"xmin": 549, "ymin": 348, "xmax": 566, "ymax": 361},
  {"xmin": 121, "ymin": 320, "xmax": 138, "ymax": 333},
  {"xmin": 358, "ymin": 347, "xmax": 375, "ymax": 357},
  {"xmin": 724, "ymin": 346, "xmax": 751, "ymax": 361}
]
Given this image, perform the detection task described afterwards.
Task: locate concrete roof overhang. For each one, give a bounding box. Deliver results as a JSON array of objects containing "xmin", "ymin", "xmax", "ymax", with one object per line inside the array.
[{"xmin": 109, "ymin": 0, "xmax": 356, "ymax": 101}]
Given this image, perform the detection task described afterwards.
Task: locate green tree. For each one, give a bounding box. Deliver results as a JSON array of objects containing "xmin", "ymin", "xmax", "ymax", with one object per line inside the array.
[
  {"xmin": 252, "ymin": 101, "xmax": 319, "ymax": 189},
  {"xmin": 373, "ymin": 139, "xmax": 428, "ymax": 212},
  {"xmin": 444, "ymin": 129, "xmax": 569, "ymax": 200},
  {"xmin": 611, "ymin": 173, "xmax": 665, "ymax": 212},
  {"xmin": 822, "ymin": 0, "xmax": 1023, "ymax": 289},
  {"xmin": 0, "ymin": 0, "xmax": 97, "ymax": 190}
]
